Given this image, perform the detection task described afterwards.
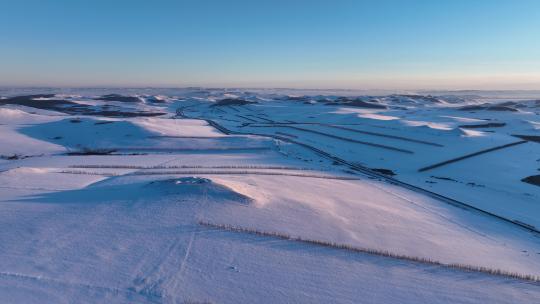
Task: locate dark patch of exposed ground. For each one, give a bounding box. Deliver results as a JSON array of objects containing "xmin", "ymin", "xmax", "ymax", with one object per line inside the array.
[
  {"xmin": 145, "ymin": 96, "xmax": 166, "ymax": 103},
  {"xmin": 66, "ymin": 148, "xmax": 117, "ymax": 155},
  {"xmin": 0, "ymin": 95, "xmax": 77, "ymax": 110},
  {"xmin": 326, "ymin": 98, "xmax": 387, "ymax": 109},
  {"xmin": 211, "ymin": 98, "xmax": 257, "ymax": 107},
  {"xmin": 522, "ymin": 175, "xmax": 540, "ymax": 187},
  {"xmin": 0, "ymin": 95, "xmax": 165, "ymax": 117},
  {"xmin": 459, "ymin": 122, "xmax": 506, "ymax": 129},
  {"xmin": 90, "ymin": 110, "xmax": 164, "ymax": 117},
  {"xmin": 1, "ymin": 154, "xmax": 25, "ymax": 160},
  {"xmin": 431, "ymin": 176, "xmax": 458, "ymax": 182},
  {"xmin": 459, "ymin": 104, "xmax": 518, "ymax": 112},
  {"xmin": 391, "ymin": 94, "xmax": 443, "ymax": 103},
  {"xmin": 2, "ymin": 94, "xmax": 56, "ymax": 100},
  {"xmin": 371, "ymin": 168, "xmax": 396, "ymax": 176},
  {"xmin": 94, "ymin": 94, "xmax": 141, "ymax": 103},
  {"xmin": 513, "ymin": 135, "xmax": 540, "ymax": 143},
  {"xmin": 428, "ymin": 176, "xmax": 486, "ymax": 188}
]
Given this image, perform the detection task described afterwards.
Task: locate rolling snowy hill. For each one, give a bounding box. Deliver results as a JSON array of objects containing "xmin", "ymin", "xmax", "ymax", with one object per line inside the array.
[{"xmin": 1, "ymin": 89, "xmax": 539, "ymax": 303}]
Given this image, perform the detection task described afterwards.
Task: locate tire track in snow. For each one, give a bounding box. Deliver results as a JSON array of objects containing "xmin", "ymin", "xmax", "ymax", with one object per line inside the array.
[
  {"xmin": 131, "ymin": 235, "xmax": 187, "ymax": 299},
  {"xmin": 178, "ymin": 230, "xmax": 196, "ymax": 279},
  {"xmin": 126, "ymin": 122, "xmax": 210, "ymax": 299},
  {"xmin": 0, "ymin": 271, "xmax": 161, "ymax": 303}
]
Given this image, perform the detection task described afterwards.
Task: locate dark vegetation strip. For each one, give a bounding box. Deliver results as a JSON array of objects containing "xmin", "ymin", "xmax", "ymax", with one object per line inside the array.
[
  {"xmin": 198, "ymin": 221, "xmax": 540, "ymax": 283},
  {"xmin": 0, "ymin": 95, "xmax": 165, "ymax": 117},
  {"xmin": 512, "ymin": 134, "xmax": 540, "ymax": 143},
  {"xmin": 249, "ymin": 122, "xmax": 372, "ymax": 126},
  {"xmin": 194, "ymin": 116, "xmax": 540, "ymax": 233},
  {"xmin": 271, "ymin": 125, "xmax": 414, "ymax": 154},
  {"xmin": 94, "ymin": 94, "xmax": 141, "ymax": 103},
  {"xmin": 210, "ymin": 99, "xmax": 257, "ymax": 107},
  {"xmin": 59, "ymin": 170, "xmax": 359, "ymax": 180},
  {"xmin": 57, "ymin": 170, "xmax": 118, "ymax": 176},
  {"xmin": 323, "ymin": 125, "xmax": 443, "ymax": 147},
  {"xmin": 205, "ymin": 120, "xmax": 232, "ymax": 134},
  {"xmin": 418, "ymin": 141, "xmax": 528, "ymax": 172},
  {"xmin": 70, "ymin": 165, "xmax": 316, "ymax": 171},
  {"xmin": 132, "ymin": 171, "xmax": 358, "ymax": 180},
  {"xmin": 64, "ymin": 146, "xmax": 270, "ymax": 155},
  {"xmin": 459, "ymin": 122, "xmax": 506, "ymax": 129},
  {"xmin": 106, "ymin": 147, "xmax": 271, "ymax": 152},
  {"xmin": 66, "ymin": 148, "xmax": 117, "ymax": 156},
  {"xmin": 147, "ymin": 136, "xmax": 224, "ymax": 139},
  {"xmin": 521, "ymin": 175, "xmax": 540, "ymax": 187}
]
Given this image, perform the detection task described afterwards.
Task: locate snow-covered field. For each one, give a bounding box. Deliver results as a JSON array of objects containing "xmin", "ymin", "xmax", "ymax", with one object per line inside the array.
[{"xmin": 1, "ymin": 88, "xmax": 539, "ymax": 303}]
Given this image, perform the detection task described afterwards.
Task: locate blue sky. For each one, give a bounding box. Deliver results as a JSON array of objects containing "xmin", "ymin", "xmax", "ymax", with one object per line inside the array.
[{"xmin": 1, "ymin": 0, "xmax": 539, "ymax": 89}]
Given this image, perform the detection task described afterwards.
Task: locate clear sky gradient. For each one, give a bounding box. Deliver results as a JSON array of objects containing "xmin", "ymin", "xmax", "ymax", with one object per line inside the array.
[{"xmin": 1, "ymin": 0, "xmax": 540, "ymax": 89}]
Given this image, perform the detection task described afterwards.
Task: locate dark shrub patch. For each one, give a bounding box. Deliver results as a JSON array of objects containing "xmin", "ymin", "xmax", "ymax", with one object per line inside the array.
[
  {"xmin": 211, "ymin": 98, "xmax": 257, "ymax": 107},
  {"xmin": 94, "ymin": 94, "xmax": 141, "ymax": 103},
  {"xmin": 371, "ymin": 168, "xmax": 396, "ymax": 176},
  {"xmin": 522, "ymin": 175, "xmax": 540, "ymax": 187},
  {"xmin": 459, "ymin": 122, "xmax": 506, "ymax": 129}
]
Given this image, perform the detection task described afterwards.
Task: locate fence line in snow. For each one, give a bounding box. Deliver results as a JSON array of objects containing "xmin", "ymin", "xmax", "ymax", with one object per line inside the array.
[{"xmin": 199, "ymin": 221, "xmax": 540, "ymax": 283}]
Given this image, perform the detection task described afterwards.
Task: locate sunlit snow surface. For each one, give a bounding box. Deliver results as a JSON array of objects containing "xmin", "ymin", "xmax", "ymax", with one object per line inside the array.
[{"xmin": 1, "ymin": 88, "xmax": 540, "ymax": 303}]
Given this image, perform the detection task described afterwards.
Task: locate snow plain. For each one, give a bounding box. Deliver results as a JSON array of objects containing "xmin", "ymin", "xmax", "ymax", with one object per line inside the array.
[{"xmin": 1, "ymin": 89, "xmax": 539, "ymax": 303}]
